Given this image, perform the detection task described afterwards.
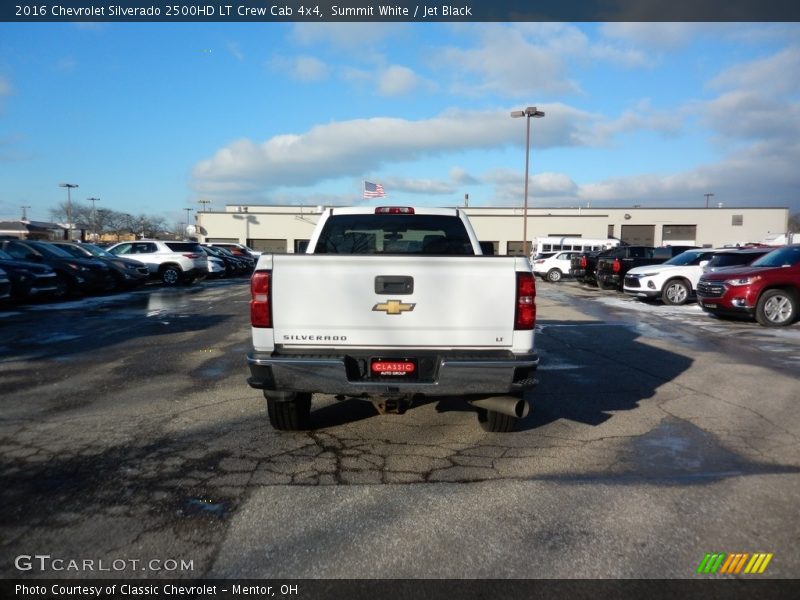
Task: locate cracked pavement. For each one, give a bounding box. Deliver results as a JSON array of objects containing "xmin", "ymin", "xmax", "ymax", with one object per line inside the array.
[{"xmin": 1, "ymin": 279, "xmax": 798, "ymax": 578}]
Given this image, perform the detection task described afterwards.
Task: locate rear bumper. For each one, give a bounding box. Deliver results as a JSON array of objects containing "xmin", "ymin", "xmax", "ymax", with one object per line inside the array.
[
  {"xmin": 247, "ymin": 350, "xmax": 539, "ymax": 396},
  {"xmin": 624, "ymin": 288, "xmax": 660, "ymax": 299},
  {"xmin": 597, "ymin": 273, "xmax": 622, "ymax": 286}
]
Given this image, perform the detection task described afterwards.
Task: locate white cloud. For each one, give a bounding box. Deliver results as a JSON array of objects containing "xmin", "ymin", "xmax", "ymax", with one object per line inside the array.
[
  {"xmin": 484, "ymin": 168, "xmax": 579, "ymax": 206},
  {"xmin": 591, "ymin": 102, "xmax": 683, "ymax": 141},
  {"xmin": 709, "ymin": 47, "xmax": 800, "ymax": 95},
  {"xmin": 531, "ymin": 172, "xmax": 580, "ymax": 197},
  {"xmin": 289, "ymin": 55, "xmax": 329, "ymax": 82},
  {"xmin": 0, "ymin": 76, "xmax": 11, "ymax": 98},
  {"xmin": 56, "ymin": 57, "xmax": 76, "ymax": 72},
  {"xmin": 290, "ymin": 23, "xmax": 404, "ymax": 50},
  {"xmin": 450, "ymin": 167, "xmax": 480, "ymax": 186},
  {"xmin": 269, "ymin": 54, "xmax": 330, "ymax": 81},
  {"xmin": 383, "ymin": 177, "xmax": 455, "ymax": 195},
  {"xmin": 191, "ymin": 105, "xmax": 606, "ymax": 198},
  {"xmin": 702, "ymin": 90, "xmax": 800, "ymax": 143},
  {"xmin": 440, "ymin": 25, "xmax": 579, "ymax": 97},
  {"xmin": 228, "ymin": 42, "xmax": 244, "ymax": 61},
  {"xmin": 578, "ymin": 139, "xmax": 800, "ymax": 211},
  {"xmin": 599, "ymin": 23, "xmax": 707, "ymax": 50},
  {"xmin": 436, "ymin": 23, "xmax": 659, "ymax": 100},
  {"xmin": 377, "ymin": 65, "xmax": 421, "ymax": 96}
]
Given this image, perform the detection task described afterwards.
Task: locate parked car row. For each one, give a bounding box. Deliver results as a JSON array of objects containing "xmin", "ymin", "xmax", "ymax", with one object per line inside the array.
[
  {"xmin": 561, "ymin": 245, "xmax": 799, "ymax": 327},
  {"xmin": 0, "ymin": 239, "xmax": 258, "ymax": 305}
]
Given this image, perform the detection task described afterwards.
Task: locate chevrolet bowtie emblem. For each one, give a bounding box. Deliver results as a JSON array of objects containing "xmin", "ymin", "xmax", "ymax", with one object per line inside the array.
[{"xmin": 372, "ymin": 299, "xmax": 416, "ymax": 315}]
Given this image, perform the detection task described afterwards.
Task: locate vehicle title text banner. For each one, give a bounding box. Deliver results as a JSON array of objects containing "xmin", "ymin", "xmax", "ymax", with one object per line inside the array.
[{"xmin": 4, "ymin": 0, "xmax": 800, "ymax": 23}]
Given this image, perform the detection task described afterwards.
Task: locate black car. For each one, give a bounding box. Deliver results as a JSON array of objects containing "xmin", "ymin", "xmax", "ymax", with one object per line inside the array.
[
  {"xmin": 702, "ymin": 247, "xmax": 773, "ymax": 273},
  {"xmin": 50, "ymin": 241, "xmax": 150, "ymax": 289},
  {"xmin": 0, "ymin": 240, "xmax": 116, "ymax": 297},
  {"xmin": 0, "ymin": 267, "xmax": 10, "ymax": 303},
  {"xmin": 201, "ymin": 245, "xmax": 249, "ymax": 276},
  {"xmin": 204, "ymin": 244, "xmax": 254, "ymax": 272},
  {"xmin": 0, "ymin": 248, "xmax": 61, "ymax": 302}
]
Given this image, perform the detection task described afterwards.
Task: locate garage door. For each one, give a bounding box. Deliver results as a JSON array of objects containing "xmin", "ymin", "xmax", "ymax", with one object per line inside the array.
[
  {"xmin": 662, "ymin": 225, "xmax": 697, "ymax": 245},
  {"xmin": 249, "ymin": 238, "xmax": 287, "ymax": 253},
  {"xmin": 621, "ymin": 225, "xmax": 655, "ymax": 246}
]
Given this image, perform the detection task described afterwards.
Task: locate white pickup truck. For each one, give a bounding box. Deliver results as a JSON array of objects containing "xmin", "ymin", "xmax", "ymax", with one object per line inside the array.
[{"xmin": 246, "ymin": 206, "xmax": 539, "ymax": 432}]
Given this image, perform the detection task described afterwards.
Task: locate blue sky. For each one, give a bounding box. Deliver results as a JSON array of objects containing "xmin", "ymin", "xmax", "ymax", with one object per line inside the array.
[{"xmin": 1, "ymin": 21, "xmax": 799, "ymax": 225}]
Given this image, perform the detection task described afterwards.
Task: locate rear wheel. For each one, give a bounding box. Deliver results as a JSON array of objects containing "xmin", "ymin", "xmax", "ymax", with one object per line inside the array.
[
  {"xmin": 160, "ymin": 266, "xmax": 182, "ymax": 286},
  {"xmin": 546, "ymin": 269, "xmax": 562, "ymax": 282},
  {"xmin": 53, "ymin": 273, "xmax": 71, "ymax": 299},
  {"xmin": 662, "ymin": 279, "xmax": 690, "ymax": 305},
  {"xmin": 755, "ymin": 289, "xmax": 797, "ymax": 327},
  {"xmin": 476, "ymin": 408, "xmax": 516, "ymax": 433},
  {"xmin": 265, "ymin": 392, "xmax": 312, "ymax": 430}
]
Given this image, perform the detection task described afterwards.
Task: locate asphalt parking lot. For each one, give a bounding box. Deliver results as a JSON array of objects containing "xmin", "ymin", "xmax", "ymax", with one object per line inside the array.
[{"xmin": 1, "ymin": 278, "xmax": 798, "ymax": 581}]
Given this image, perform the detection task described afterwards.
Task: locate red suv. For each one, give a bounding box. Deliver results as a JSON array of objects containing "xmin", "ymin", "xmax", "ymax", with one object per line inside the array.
[{"xmin": 696, "ymin": 245, "xmax": 800, "ymax": 327}]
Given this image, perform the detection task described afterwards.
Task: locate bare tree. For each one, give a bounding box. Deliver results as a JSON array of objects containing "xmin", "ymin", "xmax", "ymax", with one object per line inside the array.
[
  {"xmin": 48, "ymin": 202, "xmax": 92, "ymax": 227},
  {"xmin": 789, "ymin": 211, "xmax": 800, "ymax": 233}
]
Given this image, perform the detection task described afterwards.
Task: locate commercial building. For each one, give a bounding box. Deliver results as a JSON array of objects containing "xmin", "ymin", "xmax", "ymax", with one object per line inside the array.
[{"xmin": 196, "ymin": 205, "xmax": 790, "ymax": 255}]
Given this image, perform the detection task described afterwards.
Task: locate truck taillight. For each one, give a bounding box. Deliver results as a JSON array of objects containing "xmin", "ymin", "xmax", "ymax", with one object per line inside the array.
[
  {"xmin": 375, "ymin": 207, "xmax": 414, "ymax": 214},
  {"xmin": 515, "ymin": 272, "xmax": 536, "ymax": 330},
  {"xmin": 251, "ymin": 270, "xmax": 272, "ymax": 328},
  {"xmin": 612, "ymin": 258, "xmax": 621, "ymax": 273}
]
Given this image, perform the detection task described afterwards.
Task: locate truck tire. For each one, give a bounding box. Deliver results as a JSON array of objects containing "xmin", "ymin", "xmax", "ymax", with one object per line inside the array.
[
  {"xmin": 53, "ymin": 273, "xmax": 72, "ymax": 299},
  {"xmin": 662, "ymin": 279, "xmax": 690, "ymax": 305},
  {"xmin": 546, "ymin": 269, "xmax": 562, "ymax": 282},
  {"xmin": 477, "ymin": 408, "xmax": 516, "ymax": 433},
  {"xmin": 755, "ymin": 289, "xmax": 798, "ymax": 327},
  {"xmin": 160, "ymin": 265, "xmax": 182, "ymax": 286},
  {"xmin": 265, "ymin": 391, "xmax": 311, "ymax": 430}
]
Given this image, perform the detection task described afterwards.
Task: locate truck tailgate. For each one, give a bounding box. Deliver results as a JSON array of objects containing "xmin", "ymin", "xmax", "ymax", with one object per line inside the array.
[{"xmin": 270, "ymin": 255, "xmax": 520, "ymax": 348}]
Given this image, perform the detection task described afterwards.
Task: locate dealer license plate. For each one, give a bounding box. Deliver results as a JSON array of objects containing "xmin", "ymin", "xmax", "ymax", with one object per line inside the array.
[{"xmin": 370, "ymin": 358, "xmax": 418, "ymax": 379}]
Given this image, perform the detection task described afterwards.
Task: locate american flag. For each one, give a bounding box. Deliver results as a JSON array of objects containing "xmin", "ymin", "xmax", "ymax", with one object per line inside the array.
[{"xmin": 363, "ymin": 180, "xmax": 386, "ymax": 199}]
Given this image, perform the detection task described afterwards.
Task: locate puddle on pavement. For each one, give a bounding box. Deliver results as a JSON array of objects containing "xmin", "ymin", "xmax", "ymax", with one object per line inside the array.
[
  {"xmin": 629, "ymin": 417, "xmax": 747, "ymax": 479},
  {"xmin": 178, "ymin": 497, "xmax": 229, "ymax": 519},
  {"xmin": 197, "ymin": 366, "xmax": 226, "ymax": 379},
  {"xmin": 146, "ymin": 292, "xmax": 189, "ymax": 314}
]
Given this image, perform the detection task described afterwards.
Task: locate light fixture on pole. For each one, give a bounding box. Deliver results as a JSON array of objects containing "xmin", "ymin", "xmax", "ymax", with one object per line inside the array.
[
  {"xmin": 86, "ymin": 197, "xmax": 100, "ymax": 241},
  {"xmin": 59, "ymin": 183, "xmax": 79, "ymax": 240},
  {"xmin": 197, "ymin": 199, "xmax": 211, "ymax": 213},
  {"xmin": 21, "ymin": 205, "xmax": 31, "ymax": 221},
  {"xmin": 510, "ymin": 107, "xmax": 545, "ymax": 257},
  {"xmin": 704, "ymin": 192, "xmax": 714, "ymax": 208}
]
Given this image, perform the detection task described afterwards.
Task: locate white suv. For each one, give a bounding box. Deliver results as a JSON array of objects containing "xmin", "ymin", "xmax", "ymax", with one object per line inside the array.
[
  {"xmin": 531, "ymin": 251, "xmax": 580, "ymax": 282},
  {"xmin": 623, "ymin": 249, "xmax": 717, "ymax": 305},
  {"xmin": 107, "ymin": 240, "xmax": 209, "ymax": 285}
]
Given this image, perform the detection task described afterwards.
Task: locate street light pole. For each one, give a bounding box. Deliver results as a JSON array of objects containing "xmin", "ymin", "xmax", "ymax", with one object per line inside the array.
[
  {"xmin": 510, "ymin": 107, "xmax": 545, "ymax": 257},
  {"xmin": 704, "ymin": 192, "xmax": 714, "ymax": 208},
  {"xmin": 184, "ymin": 208, "xmax": 193, "ymax": 235},
  {"xmin": 86, "ymin": 197, "xmax": 100, "ymax": 241},
  {"xmin": 59, "ymin": 183, "xmax": 79, "ymax": 240},
  {"xmin": 197, "ymin": 199, "xmax": 211, "ymax": 212}
]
